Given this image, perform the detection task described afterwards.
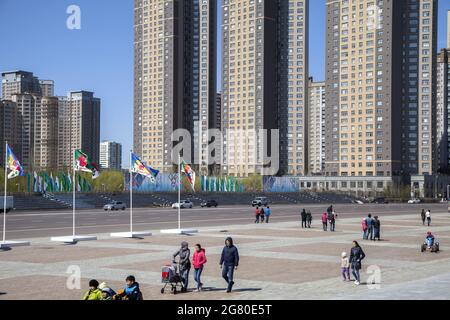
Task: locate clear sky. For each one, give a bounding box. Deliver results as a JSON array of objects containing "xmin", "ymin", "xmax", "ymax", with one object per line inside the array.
[{"xmin": 0, "ymin": 0, "xmax": 449, "ymax": 167}]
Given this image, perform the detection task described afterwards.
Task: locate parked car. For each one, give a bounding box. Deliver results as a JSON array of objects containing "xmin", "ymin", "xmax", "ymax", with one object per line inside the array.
[
  {"xmin": 408, "ymin": 198, "xmax": 421, "ymax": 204},
  {"xmin": 0, "ymin": 196, "xmax": 13, "ymax": 213},
  {"xmin": 172, "ymin": 200, "xmax": 193, "ymax": 209},
  {"xmin": 252, "ymin": 197, "xmax": 269, "ymax": 207},
  {"xmin": 103, "ymin": 201, "xmax": 126, "ymax": 211},
  {"xmin": 354, "ymin": 200, "xmax": 364, "ymax": 205},
  {"xmin": 201, "ymin": 200, "xmax": 218, "ymax": 208},
  {"xmin": 371, "ymin": 197, "xmax": 388, "ymax": 204}
]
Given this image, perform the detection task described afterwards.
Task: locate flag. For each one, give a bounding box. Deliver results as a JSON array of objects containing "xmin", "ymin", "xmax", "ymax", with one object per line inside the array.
[
  {"xmin": 5, "ymin": 144, "xmax": 24, "ymax": 179},
  {"xmin": 67, "ymin": 172, "xmax": 72, "ymax": 192},
  {"xmin": 55, "ymin": 176, "xmax": 60, "ymax": 192},
  {"xmin": 33, "ymin": 172, "xmax": 38, "ymax": 192},
  {"xmin": 74, "ymin": 149, "xmax": 100, "ymax": 179},
  {"xmin": 131, "ymin": 153, "xmax": 159, "ymax": 182},
  {"xmin": 180, "ymin": 159, "xmax": 195, "ymax": 191}
]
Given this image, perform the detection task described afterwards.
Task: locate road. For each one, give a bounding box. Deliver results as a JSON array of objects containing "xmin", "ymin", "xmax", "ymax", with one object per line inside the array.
[{"xmin": 1, "ymin": 203, "xmax": 447, "ymax": 240}]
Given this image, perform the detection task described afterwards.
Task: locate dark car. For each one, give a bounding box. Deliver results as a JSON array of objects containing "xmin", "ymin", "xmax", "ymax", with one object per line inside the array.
[
  {"xmin": 371, "ymin": 197, "xmax": 388, "ymax": 204},
  {"xmin": 201, "ymin": 200, "xmax": 218, "ymax": 208}
]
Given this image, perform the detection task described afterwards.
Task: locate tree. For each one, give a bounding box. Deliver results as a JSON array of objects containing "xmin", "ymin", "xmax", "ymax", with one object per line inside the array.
[{"xmin": 241, "ymin": 174, "xmax": 262, "ymax": 192}]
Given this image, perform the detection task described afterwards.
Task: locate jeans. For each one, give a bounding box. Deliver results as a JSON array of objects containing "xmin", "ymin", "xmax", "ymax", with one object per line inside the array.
[
  {"xmin": 351, "ymin": 263, "xmax": 361, "ymax": 282},
  {"xmin": 322, "ymin": 222, "xmax": 327, "ymax": 231},
  {"xmin": 363, "ymin": 229, "xmax": 368, "ymax": 240},
  {"xmin": 181, "ymin": 268, "xmax": 190, "ymax": 290},
  {"xmin": 265, "ymin": 215, "xmax": 270, "ymax": 223},
  {"xmin": 330, "ymin": 221, "xmax": 335, "ymax": 232},
  {"xmin": 194, "ymin": 266, "xmax": 203, "ymax": 289},
  {"xmin": 427, "ymin": 217, "xmax": 431, "ymax": 226},
  {"xmin": 222, "ymin": 264, "xmax": 235, "ymax": 291},
  {"xmin": 367, "ymin": 227, "xmax": 374, "ymax": 240},
  {"xmin": 302, "ymin": 220, "xmax": 307, "ymax": 228},
  {"xmin": 254, "ymin": 215, "xmax": 260, "ymax": 223},
  {"xmin": 341, "ymin": 267, "xmax": 350, "ymax": 280}
]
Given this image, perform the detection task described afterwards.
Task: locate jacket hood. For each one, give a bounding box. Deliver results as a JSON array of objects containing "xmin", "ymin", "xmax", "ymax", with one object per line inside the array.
[
  {"xmin": 225, "ymin": 237, "xmax": 234, "ymax": 246},
  {"xmin": 181, "ymin": 241, "xmax": 189, "ymax": 249}
]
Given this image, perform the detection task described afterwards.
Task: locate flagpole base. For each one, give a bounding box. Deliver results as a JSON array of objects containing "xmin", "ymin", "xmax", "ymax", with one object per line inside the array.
[
  {"xmin": 160, "ymin": 228, "xmax": 198, "ymax": 235},
  {"xmin": 0, "ymin": 241, "xmax": 30, "ymax": 249},
  {"xmin": 51, "ymin": 235, "xmax": 97, "ymax": 244},
  {"xmin": 110, "ymin": 231, "xmax": 152, "ymax": 238}
]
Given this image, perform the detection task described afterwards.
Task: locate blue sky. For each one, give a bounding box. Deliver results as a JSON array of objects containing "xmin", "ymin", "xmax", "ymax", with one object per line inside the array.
[{"xmin": 0, "ymin": 0, "xmax": 449, "ymax": 166}]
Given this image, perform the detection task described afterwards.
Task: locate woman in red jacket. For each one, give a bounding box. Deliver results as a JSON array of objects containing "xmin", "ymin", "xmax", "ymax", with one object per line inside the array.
[{"xmin": 192, "ymin": 244, "xmax": 207, "ymax": 292}]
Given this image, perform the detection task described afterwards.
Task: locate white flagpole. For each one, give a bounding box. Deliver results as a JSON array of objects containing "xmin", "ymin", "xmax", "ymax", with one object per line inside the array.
[
  {"xmin": 178, "ymin": 153, "xmax": 181, "ymax": 230},
  {"xmin": 130, "ymin": 150, "xmax": 133, "ymax": 233},
  {"xmin": 3, "ymin": 141, "xmax": 8, "ymax": 243},
  {"xmin": 72, "ymin": 155, "xmax": 76, "ymax": 238}
]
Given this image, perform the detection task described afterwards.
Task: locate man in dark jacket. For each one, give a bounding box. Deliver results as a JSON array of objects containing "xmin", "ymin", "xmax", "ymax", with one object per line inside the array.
[
  {"xmin": 173, "ymin": 241, "xmax": 191, "ymax": 292},
  {"xmin": 301, "ymin": 209, "xmax": 307, "ymax": 228},
  {"xmin": 219, "ymin": 237, "xmax": 239, "ymax": 293}
]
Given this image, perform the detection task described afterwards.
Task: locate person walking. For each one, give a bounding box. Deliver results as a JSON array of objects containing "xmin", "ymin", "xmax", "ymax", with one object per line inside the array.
[
  {"xmin": 260, "ymin": 207, "xmax": 265, "ymax": 223},
  {"xmin": 340, "ymin": 252, "xmax": 350, "ymax": 282},
  {"xmin": 329, "ymin": 210, "xmax": 337, "ymax": 232},
  {"xmin": 301, "ymin": 209, "xmax": 307, "ymax": 228},
  {"xmin": 373, "ymin": 216, "xmax": 381, "ymax": 241},
  {"xmin": 220, "ymin": 237, "xmax": 240, "ymax": 293},
  {"xmin": 192, "ymin": 244, "xmax": 207, "ymax": 292},
  {"xmin": 322, "ymin": 212, "xmax": 328, "ymax": 231},
  {"xmin": 421, "ymin": 209, "xmax": 426, "ymax": 225},
  {"xmin": 362, "ymin": 218, "xmax": 368, "ymax": 240},
  {"xmin": 349, "ymin": 241, "xmax": 366, "ymax": 285},
  {"xmin": 366, "ymin": 214, "xmax": 374, "ymax": 240},
  {"xmin": 265, "ymin": 206, "xmax": 271, "ymax": 223},
  {"xmin": 173, "ymin": 241, "xmax": 191, "ymax": 292},
  {"xmin": 425, "ymin": 210, "xmax": 431, "ymax": 226},
  {"xmin": 254, "ymin": 206, "xmax": 260, "ymax": 224},
  {"xmin": 306, "ymin": 210, "xmax": 312, "ymax": 228}
]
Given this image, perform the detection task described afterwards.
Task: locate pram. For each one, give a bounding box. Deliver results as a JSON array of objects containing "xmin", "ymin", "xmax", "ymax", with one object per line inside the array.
[{"xmin": 160, "ymin": 262, "xmax": 183, "ymax": 294}]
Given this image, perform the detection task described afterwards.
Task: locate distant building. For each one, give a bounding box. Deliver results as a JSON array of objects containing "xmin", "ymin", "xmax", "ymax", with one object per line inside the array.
[
  {"xmin": 308, "ymin": 79, "xmax": 325, "ymax": 175},
  {"xmin": 34, "ymin": 96, "xmax": 59, "ymax": 169},
  {"xmin": 0, "ymin": 100, "xmax": 22, "ymax": 165},
  {"xmin": 1, "ymin": 71, "xmax": 41, "ymax": 99},
  {"xmin": 216, "ymin": 93, "xmax": 222, "ymax": 132},
  {"xmin": 99, "ymin": 141, "xmax": 122, "ymax": 170},
  {"xmin": 58, "ymin": 91, "xmax": 101, "ymax": 168},
  {"xmin": 437, "ymin": 49, "xmax": 450, "ymax": 172},
  {"xmin": 39, "ymin": 80, "xmax": 55, "ymax": 97}
]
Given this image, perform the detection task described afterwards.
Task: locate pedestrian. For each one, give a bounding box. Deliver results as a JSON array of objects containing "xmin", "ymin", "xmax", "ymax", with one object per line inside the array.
[
  {"xmin": 173, "ymin": 241, "xmax": 191, "ymax": 292},
  {"xmin": 329, "ymin": 211, "xmax": 337, "ymax": 232},
  {"xmin": 340, "ymin": 252, "xmax": 350, "ymax": 282},
  {"xmin": 82, "ymin": 279, "xmax": 102, "ymax": 300},
  {"xmin": 306, "ymin": 210, "xmax": 312, "ymax": 228},
  {"xmin": 362, "ymin": 218, "xmax": 368, "ymax": 240},
  {"xmin": 425, "ymin": 210, "xmax": 431, "ymax": 226},
  {"xmin": 114, "ymin": 275, "xmax": 143, "ymax": 300},
  {"xmin": 421, "ymin": 209, "xmax": 426, "ymax": 225},
  {"xmin": 366, "ymin": 214, "xmax": 374, "ymax": 240},
  {"xmin": 349, "ymin": 241, "xmax": 366, "ymax": 285},
  {"xmin": 265, "ymin": 206, "xmax": 271, "ymax": 223},
  {"xmin": 373, "ymin": 216, "xmax": 381, "ymax": 241},
  {"xmin": 254, "ymin": 206, "xmax": 260, "ymax": 223},
  {"xmin": 192, "ymin": 244, "xmax": 207, "ymax": 292},
  {"xmin": 301, "ymin": 209, "xmax": 307, "ymax": 228},
  {"xmin": 322, "ymin": 212, "xmax": 328, "ymax": 231},
  {"xmin": 219, "ymin": 237, "xmax": 239, "ymax": 293},
  {"xmin": 260, "ymin": 207, "xmax": 265, "ymax": 223}
]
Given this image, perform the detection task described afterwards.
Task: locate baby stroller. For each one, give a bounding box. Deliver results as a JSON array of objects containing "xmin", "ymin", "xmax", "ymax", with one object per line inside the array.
[
  {"xmin": 160, "ymin": 262, "xmax": 182, "ymax": 294},
  {"xmin": 421, "ymin": 237, "xmax": 440, "ymax": 253}
]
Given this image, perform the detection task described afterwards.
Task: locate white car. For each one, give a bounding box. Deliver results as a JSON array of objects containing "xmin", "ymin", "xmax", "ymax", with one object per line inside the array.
[
  {"xmin": 172, "ymin": 200, "xmax": 193, "ymax": 209},
  {"xmin": 408, "ymin": 199, "xmax": 421, "ymax": 204}
]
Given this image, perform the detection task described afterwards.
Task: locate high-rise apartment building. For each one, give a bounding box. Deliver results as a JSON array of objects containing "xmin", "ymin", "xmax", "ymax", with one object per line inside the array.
[
  {"xmin": 39, "ymin": 80, "xmax": 55, "ymax": 97},
  {"xmin": 447, "ymin": 10, "xmax": 450, "ymax": 49},
  {"xmin": 100, "ymin": 141, "xmax": 122, "ymax": 170},
  {"xmin": 0, "ymin": 100, "xmax": 22, "ymax": 165},
  {"xmin": 34, "ymin": 96, "xmax": 59, "ymax": 169},
  {"xmin": 325, "ymin": 0, "xmax": 437, "ymax": 177},
  {"xmin": 221, "ymin": 0, "xmax": 309, "ymax": 177},
  {"xmin": 1, "ymin": 71, "xmax": 41, "ymax": 100},
  {"xmin": 134, "ymin": 0, "xmax": 217, "ymax": 173},
  {"xmin": 437, "ymin": 49, "xmax": 450, "ymax": 172},
  {"xmin": 57, "ymin": 91, "xmax": 101, "ymax": 168},
  {"xmin": 308, "ymin": 79, "xmax": 325, "ymax": 175}
]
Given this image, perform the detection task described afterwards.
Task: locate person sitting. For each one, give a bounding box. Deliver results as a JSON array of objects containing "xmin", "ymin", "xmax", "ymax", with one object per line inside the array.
[
  {"xmin": 425, "ymin": 231, "xmax": 435, "ymax": 247},
  {"xmin": 114, "ymin": 275, "xmax": 143, "ymax": 300},
  {"xmin": 98, "ymin": 282, "xmax": 116, "ymax": 300},
  {"xmin": 82, "ymin": 279, "xmax": 102, "ymax": 300}
]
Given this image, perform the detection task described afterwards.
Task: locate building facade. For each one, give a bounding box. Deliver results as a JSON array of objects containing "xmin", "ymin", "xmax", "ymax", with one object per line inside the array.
[
  {"xmin": 325, "ymin": 0, "xmax": 438, "ymax": 178},
  {"xmin": 134, "ymin": 0, "xmax": 217, "ymax": 173},
  {"xmin": 437, "ymin": 49, "xmax": 450, "ymax": 172},
  {"xmin": 1, "ymin": 71, "xmax": 41, "ymax": 100},
  {"xmin": 34, "ymin": 96, "xmax": 59, "ymax": 169},
  {"xmin": 39, "ymin": 80, "xmax": 55, "ymax": 97},
  {"xmin": 308, "ymin": 78, "xmax": 325, "ymax": 175},
  {"xmin": 100, "ymin": 141, "xmax": 122, "ymax": 170}
]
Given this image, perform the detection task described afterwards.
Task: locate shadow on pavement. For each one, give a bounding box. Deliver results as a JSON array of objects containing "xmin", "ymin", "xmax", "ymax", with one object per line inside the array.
[{"xmin": 201, "ymin": 287, "xmax": 262, "ymax": 293}]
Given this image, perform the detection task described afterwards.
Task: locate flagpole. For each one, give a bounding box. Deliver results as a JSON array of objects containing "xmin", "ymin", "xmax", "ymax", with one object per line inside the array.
[
  {"xmin": 178, "ymin": 153, "xmax": 181, "ymax": 230},
  {"xmin": 72, "ymin": 155, "xmax": 76, "ymax": 238},
  {"xmin": 3, "ymin": 141, "xmax": 8, "ymax": 243},
  {"xmin": 130, "ymin": 150, "xmax": 133, "ymax": 233}
]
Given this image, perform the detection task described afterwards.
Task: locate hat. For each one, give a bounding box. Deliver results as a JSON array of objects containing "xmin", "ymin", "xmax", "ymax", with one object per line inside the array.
[
  {"xmin": 341, "ymin": 252, "xmax": 347, "ymax": 258},
  {"xmin": 98, "ymin": 282, "xmax": 108, "ymax": 290}
]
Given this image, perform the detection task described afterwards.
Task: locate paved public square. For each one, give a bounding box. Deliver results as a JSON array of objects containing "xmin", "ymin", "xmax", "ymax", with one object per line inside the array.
[{"xmin": 1, "ymin": 203, "xmax": 450, "ymax": 300}]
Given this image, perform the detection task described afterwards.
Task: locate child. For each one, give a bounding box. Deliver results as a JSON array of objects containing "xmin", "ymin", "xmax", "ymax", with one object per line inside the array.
[
  {"xmin": 114, "ymin": 275, "xmax": 143, "ymax": 300},
  {"xmin": 321, "ymin": 212, "xmax": 328, "ymax": 231},
  {"xmin": 98, "ymin": 282, "xmax": 116, "ymax": 300},
  {"xmin": 341, "ymin": 252, "xmax": 350, "ymax": 281},
  {"xmin": 362, "ymin": 218, "xmax": 368, "ymax": 239},
  {"xmin": 192, "ymin": 244, "xmax": 207, "ymax": 292},
  {"xmin": 82, "ymin": 279, "xmax": 102, "ymax": 300},
  {"xmin": 254, "ymin": 206, "xmax": 260, "ymax": 223},
  {"xmin": 265, "ymin": 206, "xmax": 271, "ymax": 223}
]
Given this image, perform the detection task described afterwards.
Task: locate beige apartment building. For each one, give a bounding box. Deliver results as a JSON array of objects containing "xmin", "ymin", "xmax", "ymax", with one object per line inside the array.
[
  {"xmin": 34, "ymin": 96, "xmax": 59, "ymax": 169},
  {"xmin": 308, "ymin": 79, "xmax": 325, "ymax": 174},
  {"xmin": 325, "ymin": 0, "xmax": 437, "ymax": 177},
  {"xmin": 222, "ymin": 0, "xmax": 309, "ymax": 177},
  {"xmin": 134, "ymin": 0, "xmax": 217, "ymax": 174}
]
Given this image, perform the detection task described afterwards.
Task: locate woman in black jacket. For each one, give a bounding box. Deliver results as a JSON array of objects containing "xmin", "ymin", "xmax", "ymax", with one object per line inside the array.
[{"xmin": 349, "ymin": 241, "xmax": 365, "ymax": 285}]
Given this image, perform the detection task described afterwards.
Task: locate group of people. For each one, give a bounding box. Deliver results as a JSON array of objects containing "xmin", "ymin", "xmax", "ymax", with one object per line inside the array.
[
  {"xmin": 172, "ymin": 237, "xmax": 240, "ymax": 293},
  {"xmin": 421, "ymin": 209, "xmax": 432, "ymax": 226},
  {"xmin": 300, "ymin": 209, "xmax": 312, "ymax": 228},
  {"xmin": 83, "ymin": 276, "xmax": 143, "ymax": 300},
  {"xmin": 321, "ymin": 205, "xmax": 337, "ymax": 232},
  {"xmin": 361, "ymin": 214, "xmax": 381, "ymax": 241},
  {"xmin": 254, "ymin": 206, "xmax": 271, "ymax": 223},
  {"xmin": 340, "ymin": 241, "xmax": 366, "ymax": 285}
]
